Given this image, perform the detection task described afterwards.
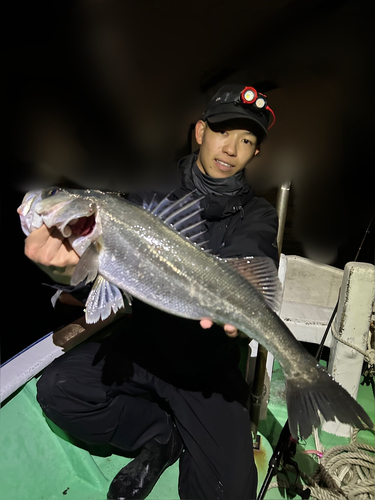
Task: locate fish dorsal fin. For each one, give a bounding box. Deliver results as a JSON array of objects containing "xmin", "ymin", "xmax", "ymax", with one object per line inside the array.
[
  {"xmin": 226, "ymin": 256, "xmax": 282, "ymax": 312},
  {"xmin": 144, "ymin": 191, "xmax": 209, "ymax": 249}
]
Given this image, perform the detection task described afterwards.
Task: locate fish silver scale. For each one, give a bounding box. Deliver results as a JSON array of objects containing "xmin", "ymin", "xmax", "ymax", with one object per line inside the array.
[
  {"xmin": 36, "ymin": 188, "xmax": 317, "ymax": 376},
  {"xmin": 95, "ymin": 196, "xmax": 308, "ymax": 378},
  {"xmin": 22, "ymin": 187, "xmax": 374, "ymax": 440}
]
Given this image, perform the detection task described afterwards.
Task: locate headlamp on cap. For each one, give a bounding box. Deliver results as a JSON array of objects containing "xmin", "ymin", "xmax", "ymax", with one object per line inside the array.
[
  {"xmin": 239, "ymin": 87, "xmax": 275, "ymax": 128},
  {"xmin": 202, "ymin": 84, "xmax": 276, "ymax": 141}
]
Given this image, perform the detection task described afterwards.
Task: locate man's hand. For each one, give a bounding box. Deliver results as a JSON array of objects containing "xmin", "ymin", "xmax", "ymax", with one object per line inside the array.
[
  {"xmin": 200, "ymin": 318, "xmax": 239, "ymax": 338},
  {"xmin": 24, "ymin": 224, "xmax": 79, "ymax": 283},
  {"xmin": 25, "ymin": 224, "xmax": 79, "ymax": 267}
]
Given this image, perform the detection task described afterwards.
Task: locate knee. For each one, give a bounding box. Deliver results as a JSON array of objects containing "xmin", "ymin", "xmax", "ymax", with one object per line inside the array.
[{"xmin": 36, "ymin": 361, "xmax": 71, "ymax": 415}]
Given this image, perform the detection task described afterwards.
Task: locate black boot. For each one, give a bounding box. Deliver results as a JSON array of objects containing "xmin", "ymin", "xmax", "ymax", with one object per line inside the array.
[{"xmin": 107, "ymin": 422, "xmax": 183, "ymax": 500}]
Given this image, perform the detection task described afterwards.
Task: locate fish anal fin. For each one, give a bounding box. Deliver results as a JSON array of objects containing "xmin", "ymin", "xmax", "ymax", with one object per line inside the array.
[
  {"xmin": 71, "ymin": 242, "xmax": 100, "ymax": 286},
  {"xmin": 226, "ymin": 256, "xmax": 282, "ymax": 312},
  {"xmin": 84, "ymin": 275, "xmax": 127, "ymax": 324}
]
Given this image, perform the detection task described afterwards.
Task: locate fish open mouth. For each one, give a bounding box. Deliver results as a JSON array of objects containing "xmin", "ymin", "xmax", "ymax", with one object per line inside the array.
[{"xmin": 68, "ymin": 213, "xmax": 96, "ymax": 237}]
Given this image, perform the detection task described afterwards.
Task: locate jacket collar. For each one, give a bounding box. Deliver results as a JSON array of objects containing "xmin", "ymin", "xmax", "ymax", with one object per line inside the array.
[{"xmin": 176, "ymin": 152, "xmax": 256, "ymax": 221}]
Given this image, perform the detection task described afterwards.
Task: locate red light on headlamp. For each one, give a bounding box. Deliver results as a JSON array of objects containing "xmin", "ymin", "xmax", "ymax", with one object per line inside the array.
[{"xmin": 240, "ymin": 87, "xmax": 257, "ymax": 104}]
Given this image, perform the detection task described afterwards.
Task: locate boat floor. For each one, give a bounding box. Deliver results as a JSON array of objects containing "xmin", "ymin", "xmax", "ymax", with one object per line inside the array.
[{"xmin": 1, "ymin": 360, "xmax": 374, "ymax": 500}]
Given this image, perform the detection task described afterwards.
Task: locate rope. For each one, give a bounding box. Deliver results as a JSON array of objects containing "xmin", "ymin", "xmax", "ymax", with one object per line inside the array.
[
  {"xmin": 267, "ymin": 428, "xmax": 375, "ymax": 500},
  {"xmin": 267, "ymin": 315, "xmax": 375, "ymax": 498},
  {"xmin": 331, "ymin": 326, "xmax": 375, "ymax": 368}
]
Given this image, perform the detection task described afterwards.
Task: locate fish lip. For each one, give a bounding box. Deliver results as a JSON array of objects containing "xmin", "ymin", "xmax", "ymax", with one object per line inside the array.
[{"xmin": 17, "ymin": 190, "xmax": 44, "ymax": 235}]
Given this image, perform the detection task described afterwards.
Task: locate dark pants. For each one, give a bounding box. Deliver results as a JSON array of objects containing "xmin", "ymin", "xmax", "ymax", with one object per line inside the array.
[{"xmin": 36, "ymin": 336, "xmax": 257, "ymax": 499}]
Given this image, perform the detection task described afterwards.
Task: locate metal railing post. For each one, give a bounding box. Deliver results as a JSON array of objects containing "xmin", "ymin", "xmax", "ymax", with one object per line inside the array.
[{"xmin": 250, "ymin": 180, "xmax": 291, "ymax": 442}]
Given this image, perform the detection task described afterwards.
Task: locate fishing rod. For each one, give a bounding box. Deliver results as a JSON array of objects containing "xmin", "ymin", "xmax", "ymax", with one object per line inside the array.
[{"xmin": 256, "ymin": 209, "xmax": 375, "ymax": 500}]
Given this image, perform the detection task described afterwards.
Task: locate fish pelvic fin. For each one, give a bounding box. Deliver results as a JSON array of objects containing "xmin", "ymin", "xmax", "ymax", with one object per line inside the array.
[
  {"xmin": 285, "ymin": 362, "xmax": 374, "ymax": 440},
  {"xmin": 84, "ymin": 275, "xmax": 129, "ymax": 324},
  {"xmin": 226, "ymin": 256, "xmax": 282, "ymax": 313}
]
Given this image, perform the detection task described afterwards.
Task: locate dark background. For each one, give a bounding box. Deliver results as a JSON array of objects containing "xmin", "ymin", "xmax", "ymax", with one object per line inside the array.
[{"xmin": 2, "ymin": 0, "xmax": 374, "ymax": 363}]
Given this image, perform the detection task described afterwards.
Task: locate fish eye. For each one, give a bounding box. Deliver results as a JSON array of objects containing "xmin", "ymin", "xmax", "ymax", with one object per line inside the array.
[{"xmin": 48, "ymin": 188, "xmax": 60, "ymax": 196}]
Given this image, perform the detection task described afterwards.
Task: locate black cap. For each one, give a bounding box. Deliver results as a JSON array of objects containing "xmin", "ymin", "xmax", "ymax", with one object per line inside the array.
[{"xmin": 202, "ymin": 84, "xmax": 274, "ymax": 143}]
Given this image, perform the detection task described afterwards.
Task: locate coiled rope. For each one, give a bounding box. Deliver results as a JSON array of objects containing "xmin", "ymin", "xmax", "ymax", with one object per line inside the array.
[{"xmin": 268, "ymin": 428, "xmax": 375, "ymax": 499}]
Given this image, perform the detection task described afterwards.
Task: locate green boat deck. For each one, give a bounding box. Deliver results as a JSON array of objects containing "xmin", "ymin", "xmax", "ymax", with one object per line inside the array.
[{"xmin": 1, "ymin": 360, "xmax": 373, "ymax": 500}]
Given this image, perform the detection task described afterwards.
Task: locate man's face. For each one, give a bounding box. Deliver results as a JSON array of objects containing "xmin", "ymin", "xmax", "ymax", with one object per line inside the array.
[{"xmin": 195, "ymin": 120, "xmax": 260, "ymax": 179}]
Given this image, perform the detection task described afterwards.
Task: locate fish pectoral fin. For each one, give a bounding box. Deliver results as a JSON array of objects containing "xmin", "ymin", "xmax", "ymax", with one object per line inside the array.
[
  {"xmin": 71, "ymin": 242, "xmax": 100, "ymax": 286},
  {"xmin": 84, "ymin": 275, "xmax": 126, "ymax": 324},
  {"xmin": 226, "ymin": 256, "xmax": 282, "ymax": 312}
]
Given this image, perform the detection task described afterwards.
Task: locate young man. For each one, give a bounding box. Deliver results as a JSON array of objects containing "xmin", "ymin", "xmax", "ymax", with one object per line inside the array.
[{"xmin": 25, "ymin": 84, "xmax": 278, "ymax": 500}]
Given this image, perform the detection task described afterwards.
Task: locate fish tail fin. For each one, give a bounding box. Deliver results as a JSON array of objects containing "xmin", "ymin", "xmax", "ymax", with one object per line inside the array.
[{"xmin": 285, "ymin": 363, "xmax": 374, "ymax": 440}]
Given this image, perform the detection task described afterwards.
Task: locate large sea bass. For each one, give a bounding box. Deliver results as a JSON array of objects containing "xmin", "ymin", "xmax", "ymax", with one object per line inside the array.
[{"xmin": 18, "ymin": 186, "xmax": 374, "ymax": 440}]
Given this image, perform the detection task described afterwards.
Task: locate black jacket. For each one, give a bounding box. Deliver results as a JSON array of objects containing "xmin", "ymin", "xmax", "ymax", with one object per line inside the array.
[
  {"xmin": 129, "ymin": 152, "xmax": 279, "ymax": 261},
  {"xmin": 102, "ymin": 153, "xmax": 278, "ymax": 401}
]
